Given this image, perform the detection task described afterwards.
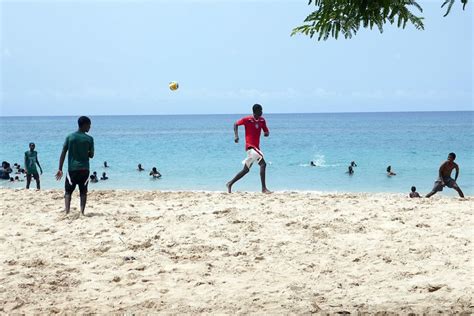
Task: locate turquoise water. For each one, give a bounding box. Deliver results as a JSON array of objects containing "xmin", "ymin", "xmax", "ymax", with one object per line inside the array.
[{"xmin": 1, "ymin": 112, "xmax": 473, "ymax": 195}]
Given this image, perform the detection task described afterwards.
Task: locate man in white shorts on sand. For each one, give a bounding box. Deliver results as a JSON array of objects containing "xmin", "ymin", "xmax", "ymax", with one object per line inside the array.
[{"xmin": 226, "ymin": 104, "xmax": 271, "ymax": 194}]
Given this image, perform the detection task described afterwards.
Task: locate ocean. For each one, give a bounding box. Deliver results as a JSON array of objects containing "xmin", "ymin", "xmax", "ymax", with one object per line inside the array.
[{"xmin": 1, "ymin": 112, "xmax": 473, "ymax": 195}]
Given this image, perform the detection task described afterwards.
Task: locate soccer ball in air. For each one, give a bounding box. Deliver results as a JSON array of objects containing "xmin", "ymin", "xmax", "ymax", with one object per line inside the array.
[{"xmin": 169, "ymin": 81, "xmax": 179, "ymax": 91}]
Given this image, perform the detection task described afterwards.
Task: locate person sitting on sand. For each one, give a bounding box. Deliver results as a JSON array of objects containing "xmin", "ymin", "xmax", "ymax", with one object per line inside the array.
[
  {"xmin": 90, "ymin": 171, "xmax": 98, "ymax": 183},
  {"xmin": 347, "ymin": 165, "xmax": 354, "ymax": 175},
  {"xmin": 386, "ymin": 165, "xmax": 396, "ymax": 176},
  {"xmin": 14, "ymin": 176, "xmax": 23, "ymax": 182},
  {"xmin": 425, "ymin": 152, "xmax": 464, "ymax": 198},
  {"xmin": 226, "ymin": 103, "xmax": 271, "ymax": 194},
  {"xmin": 310, "ymin": 161, "xmax": 316, "ymax": 167},
  {"xmin": 409, "ymin": 186, "xmax": 421, "ymax": 198},
  {"xmin": 351, "ymin": 161, "xmax": 357, "ymax": 167},
  {"xmin": 149, "ymin": 167, "xmax": 162, "ymax": 178},
  {"xmin": 100, "ymin": 172, "xmax": 108, "ymax": 180},
  {"xmin": 137, "ymin": 163, "xmax": 144, "ymax": 171}
]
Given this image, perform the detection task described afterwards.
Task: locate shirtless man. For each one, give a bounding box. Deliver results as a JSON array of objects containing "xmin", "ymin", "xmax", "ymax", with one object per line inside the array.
[{"xmin": 425, "ymin": 152, "xmax": 464, "ymax": 198}]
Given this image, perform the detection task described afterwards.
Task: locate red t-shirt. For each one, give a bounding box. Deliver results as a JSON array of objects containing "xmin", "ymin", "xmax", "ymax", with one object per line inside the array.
[{"xmin": 236, "ymin": 115, "xmax": 269, "ymax": 150}]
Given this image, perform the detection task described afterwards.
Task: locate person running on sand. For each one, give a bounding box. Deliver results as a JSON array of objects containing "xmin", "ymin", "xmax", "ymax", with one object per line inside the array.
[
  {"xmin": 409, "ymin": 186, "xmax": 421, "ymax": 198},
  {"xmin": 226, "ymin": 104, "xmax": 271, "ymax": 194},
  {"xmin": 55, "ymin": 116, "xmax": 94, "ymax": 215},
  {"xmin": 425, "ymin": 152, "xmax": 464, "ymax": 198},
  {"xmin": 25, "ymin": 142, "xmax": 43, "ymax": 190}
]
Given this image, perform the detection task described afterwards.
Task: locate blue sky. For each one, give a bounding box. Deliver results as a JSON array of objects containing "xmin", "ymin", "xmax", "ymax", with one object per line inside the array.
[{"xmin": 0, "ymin": 0, "xmax": 472, "ymax": 116}]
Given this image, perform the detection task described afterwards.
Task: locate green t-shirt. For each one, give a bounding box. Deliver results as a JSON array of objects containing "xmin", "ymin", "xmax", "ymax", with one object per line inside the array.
[
  {"xmin": 25, "ymin": 150, "xmax": 38, "ymax": 174},
  {"xmin": 63, "ymin": 131, "xmax": 94, "ymax": 171}
]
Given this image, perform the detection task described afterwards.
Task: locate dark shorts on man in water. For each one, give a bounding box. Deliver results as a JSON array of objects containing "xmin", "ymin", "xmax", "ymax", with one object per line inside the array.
[
  {"xmin": 432, "ymin": 176, "xmax": 457, "ymax": 192},
  {"xmin": 65, "ymin": 170, "xmax": 90, "ymax": 194}
]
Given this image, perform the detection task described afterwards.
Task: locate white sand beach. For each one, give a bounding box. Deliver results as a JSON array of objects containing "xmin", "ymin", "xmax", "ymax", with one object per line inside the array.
[{"xmin": 0, "ymin": 189, "xmax": 472, "ymax": 313}]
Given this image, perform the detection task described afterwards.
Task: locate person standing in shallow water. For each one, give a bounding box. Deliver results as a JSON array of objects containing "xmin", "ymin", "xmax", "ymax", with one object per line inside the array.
[
  {"xmin": 55, "ymin": 116, "xmax": 94, "ymax": 215},
  {"xmin": 226, "ymin": 104, "xmax": 271, "ymax": 194},
  {"xmin": 425, "ymin": 152, "xmax": 464, "ymax": 198},
  {"xmin": 25, "ymin": 142, "xmax": 43, "ymax": 190}
]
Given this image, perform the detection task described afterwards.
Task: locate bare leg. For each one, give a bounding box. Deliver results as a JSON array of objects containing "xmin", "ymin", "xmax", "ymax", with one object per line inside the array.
[
  {"xmin": 454, "ymin": 186, "xmax": 465, "ymax": 198},
  {"xmin": 259, "ymin": 159, "xmax": 271, "ymax": 194},
  {"xmin": 425, "ymin": 190, "xmax": 437, "ymax": 198},
  {"xmin": 35, "ymin": 175, "xmax": 40, "ymax": 190},
  {"xmin": 65, "ymin": 193, "xmax": 72, "ymax": 214},
  {"xmin": 80, "ymin": 193, "xmax": 87, "ymax": 215},
  {"xmin": 226, "ymin": 166, "xmax": 250, "ymax": 193},
  {"xmin": 26, "ymin": 174, "xmax": 32, "ymax": 189}
]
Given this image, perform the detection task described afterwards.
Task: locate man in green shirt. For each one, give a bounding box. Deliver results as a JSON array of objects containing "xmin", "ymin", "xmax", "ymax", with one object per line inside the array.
[
  {"xmin": 55, "ymin": 116, "xmax": 94, "ymax": 215},
  {"xmin": 24, "ymin": 142, "xmax": 43, "ymax": 190}
]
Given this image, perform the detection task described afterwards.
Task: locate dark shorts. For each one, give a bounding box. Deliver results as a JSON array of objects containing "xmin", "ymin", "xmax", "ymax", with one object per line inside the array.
[
  {"xmin": 65, "ymin": 170, "xmax": 90, "ymax": 195},
  {"xmin": 432, "ymin": 177, "xmax": 457, "ymax": 192},
  {"xmin": 26, "ymin": 173, "xmax": 39, "ymax": 181}
]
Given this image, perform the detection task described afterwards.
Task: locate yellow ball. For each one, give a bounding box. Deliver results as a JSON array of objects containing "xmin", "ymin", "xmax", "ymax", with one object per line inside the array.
[{"xmin": 169, "ymin": 81, "xmax": 179, "ymax": 91}]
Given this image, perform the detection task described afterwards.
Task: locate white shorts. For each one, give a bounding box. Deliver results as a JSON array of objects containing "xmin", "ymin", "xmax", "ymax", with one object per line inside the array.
[{"xmin": 242, "ymin": 148, "xmax": 264, "ymax": 168}]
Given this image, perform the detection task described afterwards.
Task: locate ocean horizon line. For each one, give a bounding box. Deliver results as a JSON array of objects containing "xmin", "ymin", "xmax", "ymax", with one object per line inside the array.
[{"xmin": 1, "ymin": 109, "xmax": 472, "ymax": 118}]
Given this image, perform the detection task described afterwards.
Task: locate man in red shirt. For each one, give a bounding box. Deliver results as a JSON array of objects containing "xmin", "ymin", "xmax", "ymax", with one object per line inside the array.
[{"xmin": 226, "ymin": 104, "xmax": 271, "ymax": 193}]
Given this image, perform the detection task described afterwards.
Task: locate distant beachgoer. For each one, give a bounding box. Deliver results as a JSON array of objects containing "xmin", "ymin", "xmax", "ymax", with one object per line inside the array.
[
  {"xmin": 25, "ymin": 142, "xmax": 43, "ymax": 190},
  {"xmin": 226, "ymin": 104, "xmax": 271, "ymax": 194},
  {"xmin": 9, "ymin": 177, "xmax": 14, "ymax": 182},
  {"xmin": 409, "ymin": 186, "xmax": 421, "ymax": 198},
  {"xmin": 386, "ymin": 165, "xmax": 396, "ymax": 176},
  {"xmin": 104, "ymin": 161, "xmax": 108, "ymax": 168},
  {"xmin": 100, "ymin": 172, "xmax": 108, "ymax": 180},
  {"xmin": 0, "ymin": 161, "xmax": 12, "ymax": 180},
  {"xmin": 138, "ymin": 163, "xmax": 144, "ymax": 171},
  {"xmin": 351, "ymin": 161, "xmax": 357, "ymax": 167},
  {"xmin": 310, "ymin": 161, "xmax": 316, "ymax": 167},
  {"xmin": 425, "ymin": 152, "xmax": 464, "ymax": 198},
  {"xmin": 14, "ymin": 176, "xmax": 23, "ymax": 182},
  {"xmin": 90, "ymin": 171, "xmax": 98, "ymax": 183},
  {"xmin": 149, "ymin": 167, "xmax": 162, "ymax": 178},
  {"xmin": 55, "ymin": 116, "xmax": 94, "ymax": 215},
  {"xmin": 347, "ymin": 165, "xmax": 354, "ymax": 175}
]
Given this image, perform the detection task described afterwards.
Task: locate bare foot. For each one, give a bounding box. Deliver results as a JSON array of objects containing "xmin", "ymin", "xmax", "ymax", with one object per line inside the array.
[
  {"xmin": 226, "ymin": 182, "xmax": 232, "ymax": 193},
  {"xmin": 262, "ymin": 188, "xmax": 272, "ymax": 194}
]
